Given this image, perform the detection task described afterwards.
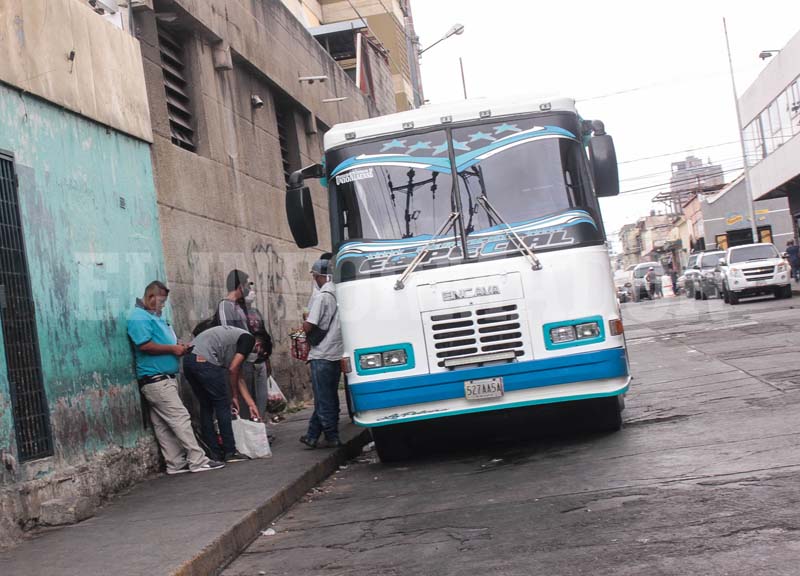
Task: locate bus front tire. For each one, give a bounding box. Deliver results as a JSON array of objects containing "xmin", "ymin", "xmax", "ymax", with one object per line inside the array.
[
  {"xmin": 371, "ymin": 426, "xmax": 411, "ymax": 463},
  {"xmin": 592, "ymin": 395, "xmax": 623, "ymax": 432}
]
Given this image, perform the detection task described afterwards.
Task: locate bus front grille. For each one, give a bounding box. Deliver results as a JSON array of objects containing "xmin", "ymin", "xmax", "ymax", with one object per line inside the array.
[{"xmin": 424, "ymin": 302, "xmax": 530, "ymax": 369}]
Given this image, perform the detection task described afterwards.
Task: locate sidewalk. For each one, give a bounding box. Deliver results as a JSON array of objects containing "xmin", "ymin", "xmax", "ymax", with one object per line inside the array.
[{"xmin": 0, "ymin": 403, "xmax": 370, "ymax": 576}]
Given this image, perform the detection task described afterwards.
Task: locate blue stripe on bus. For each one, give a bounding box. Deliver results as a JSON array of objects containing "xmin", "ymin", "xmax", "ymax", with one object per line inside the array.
[{"xmin": 350, "ymin": 347, "xmax": 628, "ymax": 412}]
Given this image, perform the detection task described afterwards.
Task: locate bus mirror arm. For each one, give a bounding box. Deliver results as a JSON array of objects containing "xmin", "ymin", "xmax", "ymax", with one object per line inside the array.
[
  {"xmin": 476, "ymin": 195, "xmax": 542, "ymax": 271},
  {"xmin": 394, "ymin": 212, "xmax": 461, "ymax": 291}
]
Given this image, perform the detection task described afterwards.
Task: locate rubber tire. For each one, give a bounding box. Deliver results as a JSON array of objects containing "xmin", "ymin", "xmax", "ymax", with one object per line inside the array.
[
  {"xmin": 694, "ymin": 288, "xmax": 702, "ymax": 300},
  {"xmin": 729, "ymin": 290, "xmax": 740, "ymax": 305},
  {"xmin": 779, "ymin": 285, "xmax": 793, "ymax": 299},
  {"xmin": 722, "ymin": 286, "xmax": 730, "ymax": 303},
  {"xmin": 701, "ymin": 287, "xmax": 708, "ymax": 300},
  {"xmin": 372, "ymin": 426, "xmax": 412, "ymax": 463},
  {"xmin": 591, "ymin": 396, "xmax": 623, "ymax": 433},
  {"xmin": 785, "ymin": 285, "xmax": 794, "ymax": 299}
]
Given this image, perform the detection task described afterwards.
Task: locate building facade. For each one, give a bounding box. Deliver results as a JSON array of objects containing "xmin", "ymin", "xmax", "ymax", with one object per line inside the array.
[
  {"xmin": 0, "ymin": 0, "xmax": 165, "ymax": 545},
  {"xmin": 739, "ymin": 28, "xmax": 800, "ymax": 233},
  {"xmin": 131, "ymin": 0, "xmax": 395, "ymax": 400},
  {"xmin": 701, "ymin": 176, "xmax": 793, "ymax": 250},
  {"xmin": 282, "ymin": 0, "xmax": 423, "ymax": 110}
]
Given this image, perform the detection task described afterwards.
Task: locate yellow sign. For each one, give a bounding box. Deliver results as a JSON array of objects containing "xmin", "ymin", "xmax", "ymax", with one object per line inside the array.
[
  {"xmin": 726, "ymin": 214, "xmax": 744, "ymax": 225},
  {"xmin": 755, "ymin": 209, "xmax": 769, "ymax": 215}
]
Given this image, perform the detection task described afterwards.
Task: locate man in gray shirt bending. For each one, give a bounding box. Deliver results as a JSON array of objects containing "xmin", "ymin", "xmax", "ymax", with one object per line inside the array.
[{"xmin": 185, "ymin": 326, "xmax": 258, "ymax": 462}]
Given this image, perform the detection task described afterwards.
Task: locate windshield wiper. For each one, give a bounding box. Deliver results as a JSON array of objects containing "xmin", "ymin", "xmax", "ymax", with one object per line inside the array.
[
  {"xmin": 476, "ymin": 194, "xmax": 542, "ymax": 271},
  {"xmin": 394, "ymin": 212, "xmax": 461, "ymax": 290}
]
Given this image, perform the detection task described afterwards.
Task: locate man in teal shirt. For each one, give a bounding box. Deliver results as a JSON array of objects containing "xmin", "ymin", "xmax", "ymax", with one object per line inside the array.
[{"xmin": 128, "ymin": 281, "xmax": 224, "ymax": 474}]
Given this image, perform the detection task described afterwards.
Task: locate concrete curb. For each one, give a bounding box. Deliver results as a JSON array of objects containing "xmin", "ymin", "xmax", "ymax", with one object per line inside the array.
[{"xmin": 173, "ymin": 428, "xmax": 372, "ymax": 576}]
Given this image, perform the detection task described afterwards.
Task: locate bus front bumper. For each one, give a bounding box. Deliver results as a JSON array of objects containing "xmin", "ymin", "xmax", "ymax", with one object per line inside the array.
[{"xmin": 351, "ymin": 347, "xmax": 629, "ymax": 427}]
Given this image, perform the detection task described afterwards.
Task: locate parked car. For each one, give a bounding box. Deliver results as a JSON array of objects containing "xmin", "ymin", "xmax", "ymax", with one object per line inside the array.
[
  {"xmin": 613, "ymin": 269, "xmax": 633, "ymax": 303},
  {"xmin": 717, "ymin": 243, "xmax": 792, "ymax": 305},
  {"xmin": 695, "ymin": 250, "xmax": 726, "ymax": 300},
  {"xmin": 683, "ymin": 253, "xmax": 701, "ymax": 299},
  {"xmin": 631, "ymin": 262, "xmax": 664, "ymax": 301}
]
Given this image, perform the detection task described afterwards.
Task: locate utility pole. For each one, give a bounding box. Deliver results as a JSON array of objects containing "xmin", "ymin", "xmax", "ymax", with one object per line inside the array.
[{"xmin": 723, "ymin": 17, "xmax": 760, "ymax": 243}]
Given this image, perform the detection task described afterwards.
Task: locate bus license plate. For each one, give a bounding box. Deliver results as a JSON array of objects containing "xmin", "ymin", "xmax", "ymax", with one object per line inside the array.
[{"xmin": 464, "ymin": 377, "xmax": 504, "ymax": 401}]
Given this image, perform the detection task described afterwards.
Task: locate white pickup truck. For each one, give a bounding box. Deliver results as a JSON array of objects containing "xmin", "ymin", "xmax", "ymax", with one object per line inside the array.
[{"xmin": 718, "ymin": 243, "xmax": 792, "ymax": 305}]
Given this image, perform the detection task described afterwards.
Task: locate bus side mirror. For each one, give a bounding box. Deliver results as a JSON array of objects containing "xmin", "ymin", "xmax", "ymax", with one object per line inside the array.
[
  {"xmin": 588, "ymin": 122, "xmax": 620, "ymax": 197},
  {"xmin": 286, "ymin": 164, "xmax": 323, "ymax": 248}
]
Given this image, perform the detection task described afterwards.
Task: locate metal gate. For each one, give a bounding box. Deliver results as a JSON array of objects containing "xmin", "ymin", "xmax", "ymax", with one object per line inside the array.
[{"xmin": 0, "ymin": 152, "xmax": 52, "ymax": 461}]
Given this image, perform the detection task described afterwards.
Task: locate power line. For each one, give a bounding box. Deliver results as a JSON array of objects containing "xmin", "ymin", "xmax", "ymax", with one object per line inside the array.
[{"xmin": 619, "ymin": 165, "xmax": 744, "ymax": 196}]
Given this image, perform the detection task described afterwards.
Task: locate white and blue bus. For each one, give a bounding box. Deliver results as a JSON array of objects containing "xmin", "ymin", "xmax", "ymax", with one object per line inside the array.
[{"xmin": 286, "ymin": 96, "xmax": 629, "ymax": 461}]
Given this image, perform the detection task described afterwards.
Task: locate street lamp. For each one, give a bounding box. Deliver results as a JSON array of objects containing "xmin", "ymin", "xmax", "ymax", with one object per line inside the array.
[
  {"xmin": 417, "ymin": 24, "xmax": 467, "ymax": 100},
  {"xmin": 723, "ymin": 18, "xmax": 759, "ymax": 243},
  {"xmin": 418, "ymin": 23, "xmax": 465, "ymax": 56},
  {"xmin": 758, "ymin": 50, "xmax": 780, "ymax": 60}
]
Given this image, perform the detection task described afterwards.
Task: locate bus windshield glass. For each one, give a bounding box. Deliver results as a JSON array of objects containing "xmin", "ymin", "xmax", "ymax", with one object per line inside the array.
[
  {"xmin": 327, "ymin": 116, "xmax": 594, "ymax": 242},
  {"xmin": 451, "ymin": 119, "xmax": 590, "ymax": 235}
]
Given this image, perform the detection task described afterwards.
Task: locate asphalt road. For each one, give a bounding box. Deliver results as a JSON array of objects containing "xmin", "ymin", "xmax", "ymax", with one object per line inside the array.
[{"xmin": 224, "ymin": 293, "xmax": 800, "ymax": 576}]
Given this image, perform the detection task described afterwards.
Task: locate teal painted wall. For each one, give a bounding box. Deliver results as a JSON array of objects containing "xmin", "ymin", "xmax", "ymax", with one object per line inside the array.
[{"xmin": 0, "ymin": 84, "xmax": 166, "ymax": 468}]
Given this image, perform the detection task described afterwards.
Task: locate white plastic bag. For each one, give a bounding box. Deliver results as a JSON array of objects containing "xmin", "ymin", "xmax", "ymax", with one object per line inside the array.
[
  {"xmin": 266, "ymin": 374, "xmax": 287, "ymax": 413},
  {"xmin": 231, "ymin": 416, "xmax": 272, "ymax": 459}
]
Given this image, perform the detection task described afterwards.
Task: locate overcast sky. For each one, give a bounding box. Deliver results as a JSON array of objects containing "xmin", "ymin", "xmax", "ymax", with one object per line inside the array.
[{"xmin": 410, "ymin": 1, "xmax": 800, "ymax": 246}]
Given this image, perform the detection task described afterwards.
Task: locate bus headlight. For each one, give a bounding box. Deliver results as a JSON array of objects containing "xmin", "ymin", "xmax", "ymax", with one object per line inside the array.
[
  {"xmin": 550, "ymin": 325, "xmax": 576, "ymax": 344},
  {"xmin": 575, "ymin": 322, "xmax": 601, "ymax": 339},
  {"xmin": 382, "ymin": 349, "xmax": 408, "ymax": 366},
  {"xmin": 359, "ymin": 353, "xmax": 383, "ymax": 370},
  {"xmin": 355, "ymin": 344, "xmax": 415, "ymax": 374}
]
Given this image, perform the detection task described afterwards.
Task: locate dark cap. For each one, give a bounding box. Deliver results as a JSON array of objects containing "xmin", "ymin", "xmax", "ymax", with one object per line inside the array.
[
  {"xmin": 310, "ymin": 259, "xmax": 329, "ymax": 275},
  {"xmin": 226, "ymin": 269, "xmax": 249, "ymax": 292}
]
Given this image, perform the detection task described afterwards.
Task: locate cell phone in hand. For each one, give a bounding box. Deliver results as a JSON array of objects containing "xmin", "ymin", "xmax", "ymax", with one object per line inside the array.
[{"xmin": 185, "ymin": 345, "xmax": 194, "ymax": 353}]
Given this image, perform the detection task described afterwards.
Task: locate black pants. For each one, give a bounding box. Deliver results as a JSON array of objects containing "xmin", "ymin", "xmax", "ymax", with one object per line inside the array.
[{"xmin": 183, "ymin": 355, "xmax": 235, "ymax": 459}]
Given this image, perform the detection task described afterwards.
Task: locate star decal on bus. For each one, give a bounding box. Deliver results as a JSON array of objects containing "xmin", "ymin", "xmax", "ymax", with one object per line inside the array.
[
  {"xmin": 380, "ymin": 139, "xmax": 407, "ymax": 152},
  {"xmin": 432, "ymin": 142, "xmax": 450, "ymax": 155},
  {"xmin": 407, "ymin": 141, "xmax": 433, "ymax": 153},
  {"xmin": 469, "ymin": 131, "xmax": 496, "ymax": 143},
  {"xmin": 452, "ymin": 140, "xmax": 471, "ymax": 151},
  {"xmin": 494, "ymin": 123, "xmax": 521, "ymax": 134}
]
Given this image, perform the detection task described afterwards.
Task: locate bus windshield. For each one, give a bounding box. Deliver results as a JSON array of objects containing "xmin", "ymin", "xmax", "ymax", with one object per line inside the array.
[{"xmin": 327, "ymin": 116, "xmax": 595, "ymax": 243}]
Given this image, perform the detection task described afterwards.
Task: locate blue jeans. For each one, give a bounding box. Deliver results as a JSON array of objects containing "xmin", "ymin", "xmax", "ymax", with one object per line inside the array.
[
  {"xmin": 306, "ymin": 359, "xmax": 342, "ymax": 442},
  {"xmin": 183, "ymin": 354, "xmax": 235, "ymax": 459}
]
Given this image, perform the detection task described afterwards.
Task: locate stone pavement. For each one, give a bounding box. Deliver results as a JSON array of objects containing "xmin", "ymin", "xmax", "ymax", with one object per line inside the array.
[{"xmin": 0, "ymin": 403, "xmax": 369, "ymax": 576}]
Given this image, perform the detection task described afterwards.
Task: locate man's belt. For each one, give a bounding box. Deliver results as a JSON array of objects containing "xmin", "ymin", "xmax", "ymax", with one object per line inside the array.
[{"xmin": 138, "ymin": 373, "xmax": 176, "ymax": 387}]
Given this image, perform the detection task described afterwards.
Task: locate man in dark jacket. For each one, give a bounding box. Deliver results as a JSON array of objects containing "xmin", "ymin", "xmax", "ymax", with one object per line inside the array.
[{"xmin": 786, "ymin": 240, "xmax": 800, "ymax": 282}]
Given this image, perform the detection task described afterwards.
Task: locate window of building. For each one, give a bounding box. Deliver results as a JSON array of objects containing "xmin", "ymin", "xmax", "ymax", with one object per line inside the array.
[
  {"xmin": 715, "ymin": 234, "xmax": 729, "ymax": 251},
  {"xmin": 157, "ymin": 24, "xmax": 196, "ymax": 152},
  {"xmin": 777, "ymin": 91, "xmax": 793, "ymax": 143},
  {"xmin": 274, "ymin": 96, "xmax": 300, "ymax": 185},
  {"xmin": 790, "ymin": 78, "xmax": 800, "ymax": 135},
  {"xmin": 0, "ymin": 153, "xmax": 53, "ymax": 461},
  {"xmin": 767, "ymin": 100, "xmax": 783, "ymax": 151},
  {"xmin": 758, "ymin": 226, "xmax": 773, "ymax": 244}
]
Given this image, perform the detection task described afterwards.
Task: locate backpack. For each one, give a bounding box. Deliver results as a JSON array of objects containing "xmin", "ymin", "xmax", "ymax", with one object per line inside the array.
[{"xmin": 191, "ymin": 299, "xmax": 223, "ymax": 337}]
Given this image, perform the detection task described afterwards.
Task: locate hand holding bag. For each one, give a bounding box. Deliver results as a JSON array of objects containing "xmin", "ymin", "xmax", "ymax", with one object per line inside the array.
[{"xmin": 231, "ymin": 416, "xmax": 272, "ymax": 459}]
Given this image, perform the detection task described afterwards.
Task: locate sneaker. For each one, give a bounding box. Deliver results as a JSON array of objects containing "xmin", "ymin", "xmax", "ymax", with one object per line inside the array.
[
  {"xmin": 299, "ymin": 435, "xmax": 318, "ymax": 449},
  {"xmin": 191, "ymin": 460, "xmax": 225, "ymax": 473},
  {"xmin": 166, "ymin": 466, "xmax": 190, "ymax": 475},
  {"xmin": 225, "ymin": 451, "xmax": 251, "ymax": 462}
]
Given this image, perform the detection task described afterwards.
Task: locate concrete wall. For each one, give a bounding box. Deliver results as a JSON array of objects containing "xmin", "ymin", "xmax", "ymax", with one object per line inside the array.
[
  {"xmin": 0, "ymin": 83, "xmax": 165, "ymax": 545},
  {"xmin": 0, "ymin": 0, "xmax": 152, "ymax": 142},
  {"xmin": 135, "ymin": 0, "xmax": 384, "ymax": 400}
]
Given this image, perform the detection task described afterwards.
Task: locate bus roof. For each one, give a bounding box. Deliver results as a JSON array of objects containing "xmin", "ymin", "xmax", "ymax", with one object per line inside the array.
[{"xmin": 324, "ymin": 95, "xmax": 577, "ymax": 150}]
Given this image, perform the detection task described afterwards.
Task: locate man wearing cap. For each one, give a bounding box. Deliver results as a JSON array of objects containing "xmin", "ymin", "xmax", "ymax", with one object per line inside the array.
[
  {"xmin": 300, "ymin": 259, "xmax": 344, "ymax": 449},
  {"xmin": 127, "ymin": 281, "xmax": 224, "ymax": 474},
  {"xmin": 184, "ymin": 325, "xmax": 259, "ymax": 462}
]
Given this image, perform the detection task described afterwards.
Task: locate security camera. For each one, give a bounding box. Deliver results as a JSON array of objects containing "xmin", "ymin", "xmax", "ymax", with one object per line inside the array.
[
  {"xmin": 250, "ymin": 95, "xmax": 264, "ymax": 108},
  {"xmin": 298, "ymin": 75, "xmax": 328, "ymax": 84}
]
